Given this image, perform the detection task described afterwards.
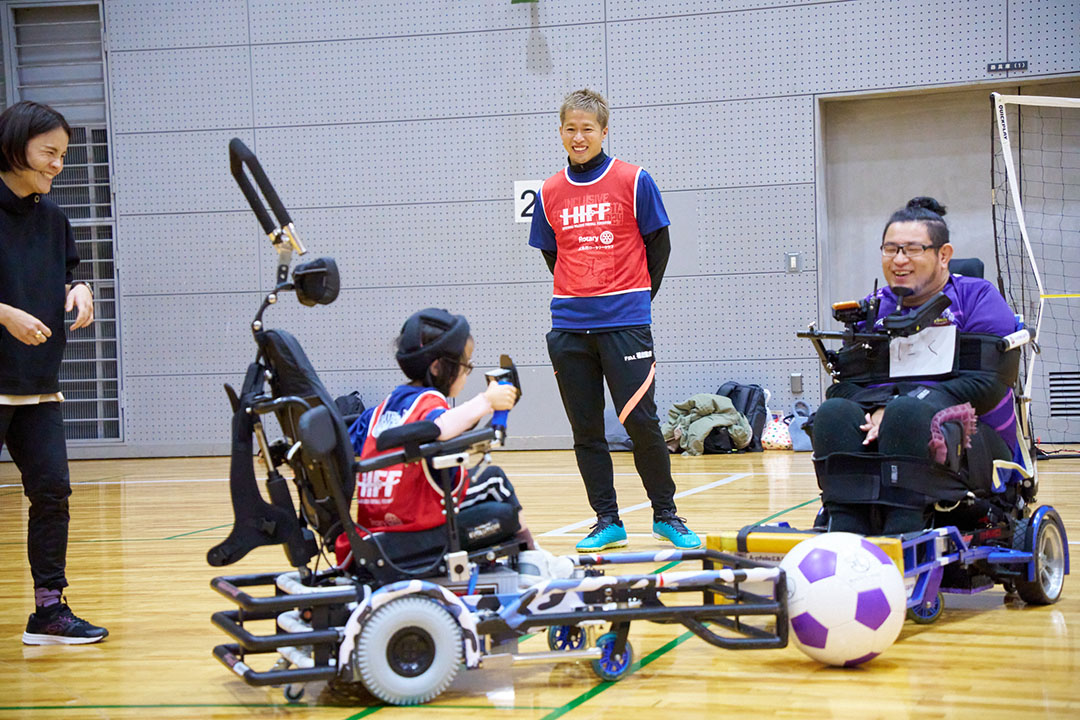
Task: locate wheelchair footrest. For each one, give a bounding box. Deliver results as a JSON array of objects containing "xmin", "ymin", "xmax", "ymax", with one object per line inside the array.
[{"xmin": 213, "ymin": 643, "xmax": 337, "ymax": 686}]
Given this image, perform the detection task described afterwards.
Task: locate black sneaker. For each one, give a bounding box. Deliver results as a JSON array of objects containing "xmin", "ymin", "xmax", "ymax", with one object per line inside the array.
[{"xmin": 23, "ymin": 603, "xmax": 108, "ymax": 645}]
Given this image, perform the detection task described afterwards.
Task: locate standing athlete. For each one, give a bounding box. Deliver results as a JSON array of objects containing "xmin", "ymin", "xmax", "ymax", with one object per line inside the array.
[{"xmin": 528, "ymin": 89, "xmax": 701, "ymax": 552}]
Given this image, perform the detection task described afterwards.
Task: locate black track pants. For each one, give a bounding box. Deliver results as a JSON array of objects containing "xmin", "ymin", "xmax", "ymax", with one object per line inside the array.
[
  {"xmin": 1, "ymin": 402, "xmax": 71, "ymax": 590},
  {"xmin": 546, "ymin": 327, "xmax": 677, "ymax": 519}
]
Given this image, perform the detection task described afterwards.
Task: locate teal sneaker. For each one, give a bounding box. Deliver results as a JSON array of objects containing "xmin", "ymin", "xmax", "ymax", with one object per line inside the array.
[
  {"xmin": 652, "ymin": 511, "xmax": 702, "ymax": 549},
  {"xmin": 576, "ymin": 516, "xmax": 628, "ymax": 553}
]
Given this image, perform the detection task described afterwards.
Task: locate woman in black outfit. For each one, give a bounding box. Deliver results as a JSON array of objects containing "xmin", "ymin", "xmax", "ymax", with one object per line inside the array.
[{"xmin": 0, "ymin": 101, "xmax": 107, "ymax": 644}]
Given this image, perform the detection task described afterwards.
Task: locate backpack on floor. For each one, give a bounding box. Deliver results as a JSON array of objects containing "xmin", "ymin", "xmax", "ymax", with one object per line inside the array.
[{"xmin": 704, "ymin": 382, "xmax": 769, "ymax": 453}]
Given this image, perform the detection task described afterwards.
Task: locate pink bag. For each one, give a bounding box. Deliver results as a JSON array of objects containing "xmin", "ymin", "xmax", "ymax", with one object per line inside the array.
[{"xmin": 761, "ymin": 414, "xmax": 792, "ymax": 450}]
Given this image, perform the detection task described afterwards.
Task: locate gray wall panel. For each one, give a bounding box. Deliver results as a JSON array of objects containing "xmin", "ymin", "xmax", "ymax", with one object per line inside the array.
[
  {"xmin": 247, "ymin": 0, "xmax": 605, "ymax": 44},
  {"xmin": 254, "ymin": 118, "xmax": 559, "ymax": 207},
  {"xmin": 614, "ymin": 97, "xmax": 815, "ymax": 189},
  {"xmin": 652, "ymin": 274, "xmax": 818, "ymax": 360},
  {"xmin": 608, "ymin": 0, "xmax": 844, "ymax": 21},
  {"xmin": 121, "ymin": 293, "xmax": 259, "ymax": 376},
  {"xmin": 610, "ymin": 1, "xmax": 1006, "ymax": 105},
  {"xmin": 288, "ymin": 204, "xmax": 545, "ymax": 287},
  {"xmin": 251, "ymin": 27, "xmax": 603, "ymax": 126},
  {"xmin": 109, "ymin": 47, "xmax": 252, "ymax": 133},
  {"xmin": 123, "ymin": 374, "xmax": 239, "ymax": 444},
  {"xmin": 113, "ymin": 130, "xmax": 256, "ymax": 215},
  {"xmin": 104, "ymin": 0, "xmax": 248, "ymax": 51},
  {"xmin": 696, "ymin": 185, "xmax": 817, "ymax": 274},
  {"xmin": 117, "ymin": 212, "xmax": 261, "ymax": 294},
  {"xmin": 1009, "ymin": 0, "xmax": 1080, "ymax": 77}
]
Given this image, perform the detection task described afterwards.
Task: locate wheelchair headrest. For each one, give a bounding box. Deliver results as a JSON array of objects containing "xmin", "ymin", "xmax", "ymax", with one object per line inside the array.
[{"xmin": 949, "ymin": 257, "xmax": 985, "ymax": 279}]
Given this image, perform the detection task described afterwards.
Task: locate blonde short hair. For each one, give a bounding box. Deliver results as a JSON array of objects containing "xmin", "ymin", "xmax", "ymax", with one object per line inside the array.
[{"xmin": 559, "ymin": 89, "xmax": 609, "ymax": 129}]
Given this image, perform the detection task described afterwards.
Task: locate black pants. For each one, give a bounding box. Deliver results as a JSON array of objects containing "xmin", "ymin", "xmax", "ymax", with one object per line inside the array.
[
  {"xmin": 1, "ymin": 403, "xmax": 71, "ymax": 590},
  {"xmin": 812, "ymin": 396, "xmax": 941, "ymax": 534},
  {"xmin": 547, "ymin": 327, "xmax": 676, "ymax": 519}
]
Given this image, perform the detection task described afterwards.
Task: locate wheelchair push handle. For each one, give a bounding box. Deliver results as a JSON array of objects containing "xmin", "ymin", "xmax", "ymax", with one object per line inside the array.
[{"xmin": 228, "ymin": 138, "xmax": 305, "ymax": 255}]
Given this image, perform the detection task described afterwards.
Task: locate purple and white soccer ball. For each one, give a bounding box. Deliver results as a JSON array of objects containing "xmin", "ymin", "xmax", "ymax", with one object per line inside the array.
[{"xmin": 779, "ymin": 532, "xmax": 906, "ymax": 667}]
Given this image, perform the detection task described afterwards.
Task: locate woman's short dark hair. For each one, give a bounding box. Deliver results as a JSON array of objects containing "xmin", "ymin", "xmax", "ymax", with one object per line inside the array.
[
  {"xmin": 0, "ymin": 101, "xmax": 71, "ymax": 173},
  {"xmin": 882, "ymin": 196, "xmax": 950, "ymax": 247}
]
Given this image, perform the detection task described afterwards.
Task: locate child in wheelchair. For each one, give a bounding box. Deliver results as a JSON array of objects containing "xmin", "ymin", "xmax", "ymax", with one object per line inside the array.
[{"xmin": 335, "ymin": 307, "xmax": 571, "ymax": 586}]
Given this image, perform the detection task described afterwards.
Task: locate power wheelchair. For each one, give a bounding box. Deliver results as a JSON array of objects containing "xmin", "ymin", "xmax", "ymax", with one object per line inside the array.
[
  {"xmin": 718, "ymin": 261, "xmax": 1068, "ymax": 623},
  {"xmin": 206, "ymin": 140, "xmax": 790, "ymax": 705}
]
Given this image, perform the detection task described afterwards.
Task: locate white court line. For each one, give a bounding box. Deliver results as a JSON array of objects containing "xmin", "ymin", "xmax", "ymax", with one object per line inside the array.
[
  {"xmin": 541, "ymin": 472, "xmax": 750, "ymax": 537},
  {"xmin": 0, "ymin": 477, "xmax": 228, "ymax": 490}
]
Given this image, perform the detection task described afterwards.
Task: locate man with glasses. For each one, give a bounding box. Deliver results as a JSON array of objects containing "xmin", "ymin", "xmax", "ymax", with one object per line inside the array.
[{"xmin": 810, "ymin": 197, "xmax": 1019, "ymax": 535}]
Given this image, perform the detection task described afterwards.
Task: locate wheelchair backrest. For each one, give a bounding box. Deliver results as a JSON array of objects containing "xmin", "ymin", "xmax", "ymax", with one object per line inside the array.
[
  {"xmin": 257, "ymin": 329, "xmax": 356, "ymax": 540},
  {"xmin": 948, "ymin": 257, "xmax": 985, "ymax": 278}
]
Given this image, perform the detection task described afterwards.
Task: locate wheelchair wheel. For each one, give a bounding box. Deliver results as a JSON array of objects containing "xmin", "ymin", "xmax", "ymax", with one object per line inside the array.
[
  {"xmin": 354, "ymin": 596, "xmax": 463, "ymax": 705},
  {"xmin": 590, "ymin": 632, "xmax": 634, "ymax": 682},
  {"xmin": 547, "ymin": 625, "xmax": 586, "ymax": 651},
  {"xmin": 1016, "ymin": 512, "xmax": 1067, "ymax": 605},
  {"xmin": 906, "ymin": 591, "xmax": 943, "ymax": 624}
]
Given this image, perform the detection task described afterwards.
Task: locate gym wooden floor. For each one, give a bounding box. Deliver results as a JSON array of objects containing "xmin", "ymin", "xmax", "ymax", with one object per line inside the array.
[{"xmin": 1, "ymin": 450, "xmax": 1078, "ymax": 719}]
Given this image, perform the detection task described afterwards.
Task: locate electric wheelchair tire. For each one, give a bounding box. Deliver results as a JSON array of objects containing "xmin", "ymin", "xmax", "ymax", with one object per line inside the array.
[
  {"xmin": 1016, "ymin": 512, "xmax": 1067, "ymax": 605},
  {"xmin": 590, "ymin": 632, "xmax": 634, "ymax": 682},
  {"xmin": 283, "ymin": 684, "xmax": 304, "ymax": 703},
  {"xmin": 354, "ymin": 596, "xmax": 463, "ymax": 705},
  {"xmin": 906, "ymin": 591, "xmax": 944, "ymax": 624},
  {"xmin": 547, "ymin": 625, "xmax": 586, "ymax": 651}
]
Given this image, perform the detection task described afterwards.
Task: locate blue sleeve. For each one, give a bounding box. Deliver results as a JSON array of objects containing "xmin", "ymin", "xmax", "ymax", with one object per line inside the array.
[
  {"xmin": 348, "ymin": 406, "xmax": 376, "ymax": 455},
  {"xmin": 636, "ymin": 169, "xmax": 670, "ymax": 236},
  {"xmin": 423, "ymin": 407, "xmax": 447, "ymax": 422},
  {"xmin": 528, "ymin": 189, "xmax": 557, "ymax": 251}
]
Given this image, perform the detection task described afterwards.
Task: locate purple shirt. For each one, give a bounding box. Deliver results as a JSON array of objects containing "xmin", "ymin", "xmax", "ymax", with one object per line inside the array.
[
  {"xmin": 867, "ymin": 274, "xmax": 1018, "ymax": 336},
  {"xmin": 868, "ymin": 274, "xmax": 1021, "ymax": 457}
]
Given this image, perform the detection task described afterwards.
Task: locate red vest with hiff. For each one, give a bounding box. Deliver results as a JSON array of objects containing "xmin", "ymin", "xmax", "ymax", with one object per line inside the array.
[
  {"xmin": 354, "ymin": 390, "xmax": 468, "ymax": 534},
  {"xmin": 541, "ymin": 158, "xmax": 651, "ymax": 298}
]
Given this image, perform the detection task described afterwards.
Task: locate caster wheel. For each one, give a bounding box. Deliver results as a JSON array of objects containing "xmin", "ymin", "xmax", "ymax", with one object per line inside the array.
[
  {"xmin": 547, "ymin": 625, "xmax": 586, "ymax": 651},
  {"xmin": 284, "ymin": 684, "xmax": 305, "ymax": 703},
  {"xmin": 590, "ymin": 632, "xmax": 634, "ymax": 682},
  {"xmin": 907, "ymin": 591, "xmax": 944, "ymax": 624}
]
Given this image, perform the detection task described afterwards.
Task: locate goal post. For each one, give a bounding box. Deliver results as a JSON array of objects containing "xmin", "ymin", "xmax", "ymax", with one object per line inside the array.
[{"xmin": 991, "ymin": 91, "xmax": 1080, "ymax": 452}]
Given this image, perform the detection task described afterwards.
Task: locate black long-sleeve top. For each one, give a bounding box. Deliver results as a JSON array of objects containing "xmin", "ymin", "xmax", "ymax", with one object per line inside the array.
[{"xmin": 0, "ymin": 179, "xmax": 78, "ymax": 394}]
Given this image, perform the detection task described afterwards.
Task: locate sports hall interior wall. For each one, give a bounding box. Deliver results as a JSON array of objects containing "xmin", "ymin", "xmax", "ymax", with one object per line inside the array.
[{"xmin": 37, "ymin": 0, "xmax": 1080, "ymax": 457}]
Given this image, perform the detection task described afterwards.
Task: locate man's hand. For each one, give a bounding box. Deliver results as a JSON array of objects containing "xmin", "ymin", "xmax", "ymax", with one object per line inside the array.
[
  {"xmin": 0, "ymin": 303, "xmax": 51, "ymax": 346},
  {"xmin": 861, "ymin": 407, "xmax": 885, "ymax": 445},
  {"xmin": 66, "ymin": 284, "xmax": 94, "ymax": 330}
]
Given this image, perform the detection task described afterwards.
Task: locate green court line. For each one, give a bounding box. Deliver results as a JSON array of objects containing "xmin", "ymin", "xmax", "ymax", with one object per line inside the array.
[
  {"xmin": 0, "ymin": 704, "xmax": 297, "ymax": 711},
  {"xmin": 754, "ymin": 497, "xmax": 820, "ymax": 526},
  {"xmin": 531, "ymin": 497, "xmax": 819, "ymax": 719},
  {"xmin": 537, "ymin": 630, "xmax": 698, "ymax": 720},
  {"xmin": 163, "ymin": 523, "xmax": 233, "ymax": 540}
]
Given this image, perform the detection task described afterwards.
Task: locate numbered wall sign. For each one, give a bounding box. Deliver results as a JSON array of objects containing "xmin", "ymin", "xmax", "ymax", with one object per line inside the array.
[{"xmin": 514, "ymin": 180, "xmax": 543, "ymax": 223}]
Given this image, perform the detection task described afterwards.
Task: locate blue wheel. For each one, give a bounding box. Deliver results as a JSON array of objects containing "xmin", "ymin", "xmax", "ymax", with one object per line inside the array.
[
  {"xmin": 907, "ymin": 591, "xmax": 943, "ymax": 624},
  {"xmin": 590, "ymin": 632, "xmax": 634, "ymax": 682},
  {"xmin": 547, "ymin": 624, "xmax": 586, "ymax": 651}
]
